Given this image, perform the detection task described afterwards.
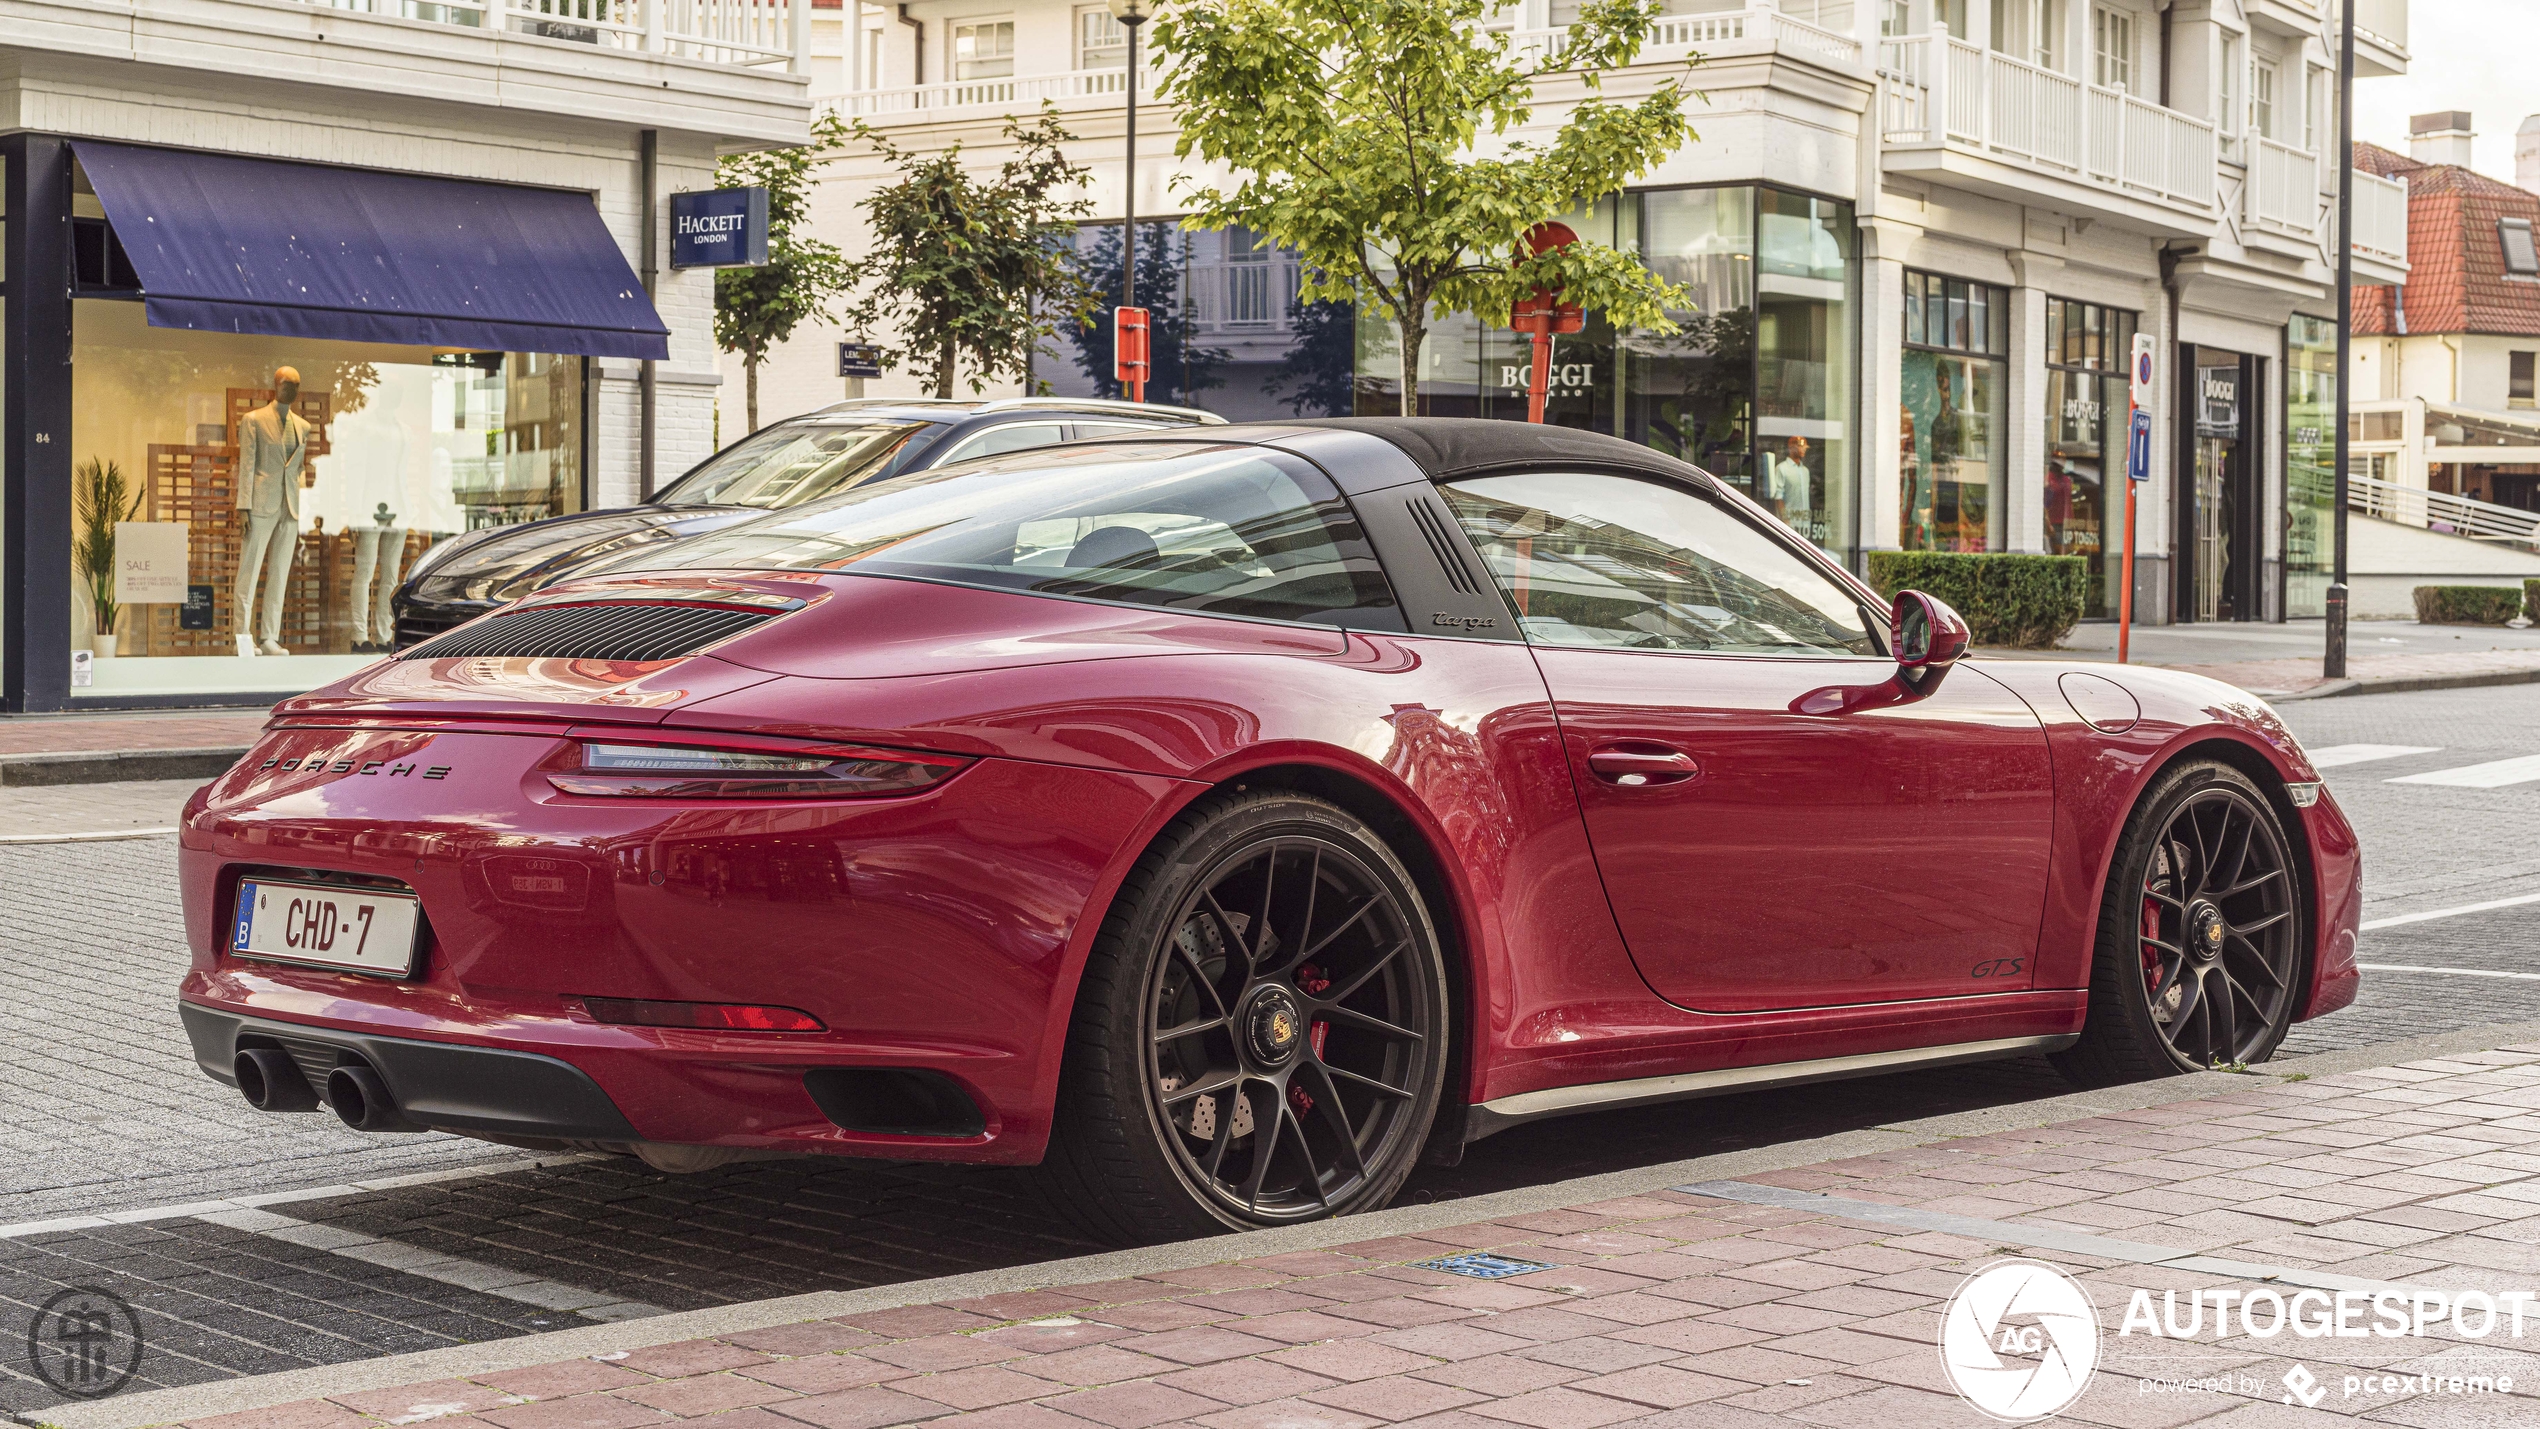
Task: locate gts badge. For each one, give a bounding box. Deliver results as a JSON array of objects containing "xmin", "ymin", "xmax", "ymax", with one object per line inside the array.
[
  {"xmin": 1969, "ymin": 958, "xmax": 2025, "ymax": 979},
  {"xmin": 1430, "ymin": 613, "xmax": 1498, "ymax": 631}
]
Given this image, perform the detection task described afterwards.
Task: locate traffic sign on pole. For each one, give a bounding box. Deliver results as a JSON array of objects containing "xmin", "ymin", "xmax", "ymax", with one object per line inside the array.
[{"xmin": 2119, "ymin": 331, "xmax": 2156, "ymax": 664}]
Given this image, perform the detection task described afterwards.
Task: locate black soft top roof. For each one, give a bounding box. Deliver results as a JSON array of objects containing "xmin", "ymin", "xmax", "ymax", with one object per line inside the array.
[{"xmin": 1280, "ymin": 417, "xmax": 1716, "ymax": 487}]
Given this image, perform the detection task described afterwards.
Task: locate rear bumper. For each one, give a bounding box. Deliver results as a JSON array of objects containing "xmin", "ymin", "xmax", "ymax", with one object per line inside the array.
[{"xmin": 181, "ymin": 1002, "xmax": 641, "ymax": 1142}]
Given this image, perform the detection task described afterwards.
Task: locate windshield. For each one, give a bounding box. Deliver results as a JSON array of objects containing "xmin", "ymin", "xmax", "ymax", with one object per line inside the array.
[
  {"xmin": 657, "ymin": 420, "xmax": 932, "ymax": 509},
  {"xmin": 598, "ymin": 442, "xmax": 1405, "ymax": 630}
]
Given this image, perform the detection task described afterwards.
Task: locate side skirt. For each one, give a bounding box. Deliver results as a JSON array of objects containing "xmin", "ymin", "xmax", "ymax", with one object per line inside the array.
[{"xmin": 1463, "ymin": 1033, "xmax": 2080, "ymax": 1143}]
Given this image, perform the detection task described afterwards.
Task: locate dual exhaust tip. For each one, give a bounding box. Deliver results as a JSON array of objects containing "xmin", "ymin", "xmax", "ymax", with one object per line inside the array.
[{"xmin": 234, "ymin": 1047, "xmax": 420, "ymax": 1133}]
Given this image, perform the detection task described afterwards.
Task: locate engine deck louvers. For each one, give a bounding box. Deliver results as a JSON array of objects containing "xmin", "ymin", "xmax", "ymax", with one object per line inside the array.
[{"xmin": 397, "ymin": 601, "xmax": 780, "ymax": 662}]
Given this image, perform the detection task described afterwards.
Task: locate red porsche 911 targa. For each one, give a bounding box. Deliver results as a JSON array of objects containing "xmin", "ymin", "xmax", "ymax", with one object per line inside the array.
[{"xmin": 179, "ymin": 419, "xmax": 2359, "ymax": 1243}]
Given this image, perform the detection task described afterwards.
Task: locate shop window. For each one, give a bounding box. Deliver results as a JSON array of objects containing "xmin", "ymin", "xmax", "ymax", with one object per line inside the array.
[
  {"xmin": 953, "ymin": 18, "xmax": 1015, "ymax": 82},
  {"xmin": 1901, "ymin": 271, "xmax": 2009, "ymax": 554},
  {"xmin": 2093, "ymin": 6, "xmax": 2132, "ymax": 91},
  {"xmin": 2043, "ymin": 297, "xmax": 2138, "ymax": 619},
  {"xmin": 69, "ymin": 300, "xmax": 582, "ymax": 697},
  {"xmin": 2502, "ymin": 219, "xmax": 2540, "ymax": 276},
  {"xmin": 2513, "ymin": 352, "xmax": 2537, "ymax": 408},
  {"xmin": 1075, "ymin": 6, "xmax": 1125, "ymax": 69}
]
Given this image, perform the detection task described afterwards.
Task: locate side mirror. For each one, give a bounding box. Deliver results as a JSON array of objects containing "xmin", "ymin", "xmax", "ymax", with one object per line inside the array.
[{"xmin": 1891, "ymin": 590, "xmax": 1970, "ymax": 686}]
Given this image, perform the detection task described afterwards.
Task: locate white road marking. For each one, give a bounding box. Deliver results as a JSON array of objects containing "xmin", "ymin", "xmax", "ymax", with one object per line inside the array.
[
  {"xmin": 0, "ymin": 826, "xmax": 178, "ymax": 844},
  {"xmin": 2389, "ymin": 754, "xmax": 2540, "ymax": 789},
  {"xmin": 2358, "ymin": 963, "xmax": 2540, "ymax": 982},
  {"xmin": 2305, "ymin": 744, "xmax": 2442, "ymax": 769},
  {"xmin": 0, "ymin": 1152, "xmax": 602, "ymax": 1240},
  {"xmin": 198, "ymin": 1206, "xmax": 665, "ymax": 1321},
  {"xmin": 2359, "ymin": 892, "xmax": 2540, "ymax": 931}
]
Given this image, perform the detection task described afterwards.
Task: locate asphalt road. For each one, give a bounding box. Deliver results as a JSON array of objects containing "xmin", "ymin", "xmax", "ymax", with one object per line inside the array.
[{"xmin": 2, "ymin": 680, "xmax": 2535, "ymax": 1415}]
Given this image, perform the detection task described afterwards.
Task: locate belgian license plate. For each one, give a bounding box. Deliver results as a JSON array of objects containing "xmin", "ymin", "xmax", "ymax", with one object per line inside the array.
[{"xmin": 230, "ymin": 880, "xmax": 421, "ymax": 977}]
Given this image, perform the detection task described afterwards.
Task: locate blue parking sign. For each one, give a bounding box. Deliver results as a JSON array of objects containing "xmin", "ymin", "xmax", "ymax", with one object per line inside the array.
[{"xmin": 2127, "ymin": 406, "xmax": 2152, "ymax": 483}]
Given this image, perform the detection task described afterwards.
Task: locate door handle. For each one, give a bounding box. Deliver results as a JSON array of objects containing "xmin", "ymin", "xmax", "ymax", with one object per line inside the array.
[{"xmin": 1587, "ymin": 747, "xmax": 1699, "ymax": 787}]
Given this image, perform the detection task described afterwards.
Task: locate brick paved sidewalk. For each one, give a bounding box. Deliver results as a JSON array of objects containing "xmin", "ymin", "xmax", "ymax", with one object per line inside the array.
[
  {"xmin": 2173, "ymin": 649, "xmax": 2540, "ymax": 700},
  {"xmin": 0, "ymin": 714, "xmax": 268, "ymax": 758},
  {"xmin": 114, "ymin": 1045, "xmax": 2540, "ymax": 1429}
]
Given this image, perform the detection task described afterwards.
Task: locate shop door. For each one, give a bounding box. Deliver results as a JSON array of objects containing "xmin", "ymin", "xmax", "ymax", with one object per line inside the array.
[{"xmin": 2181, "ymin": 348, "xmax": 2261, "ymax": 622}]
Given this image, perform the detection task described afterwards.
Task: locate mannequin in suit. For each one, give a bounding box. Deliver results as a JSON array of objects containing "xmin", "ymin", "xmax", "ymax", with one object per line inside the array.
[{"xmin": 233, "ymin": 367, "xmax": 315, "ymax": 657}]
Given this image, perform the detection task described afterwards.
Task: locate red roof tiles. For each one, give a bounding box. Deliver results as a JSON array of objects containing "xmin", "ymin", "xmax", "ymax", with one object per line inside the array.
[{"xmin": 2352, "ymin": 140, "xmax": 2540, "ymax": 338}]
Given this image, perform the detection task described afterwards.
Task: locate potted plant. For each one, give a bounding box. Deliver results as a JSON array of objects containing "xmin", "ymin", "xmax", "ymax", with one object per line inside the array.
[{"xmin": 74, "ymin": 457, "xmax": 139, "ymax": 664}]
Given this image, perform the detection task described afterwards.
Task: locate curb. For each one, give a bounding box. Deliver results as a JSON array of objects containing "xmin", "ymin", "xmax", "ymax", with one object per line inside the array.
[
  {"xmin": 50, "ymin": 1015, "xmax": 2540, "ymax": 1429},
  {"xmin": 0, "ymin": 748, "xmax": 244, "ymax": 787},
  {"xmin": 2292, "ymin": 664, "xmax": 2540, "ymax": 700}
]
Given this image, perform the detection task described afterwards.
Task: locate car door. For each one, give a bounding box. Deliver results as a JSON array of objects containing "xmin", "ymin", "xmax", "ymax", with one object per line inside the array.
[{"xmin": 1435, "ymin": 469, "xmax": 2055, "ymax": 1013}]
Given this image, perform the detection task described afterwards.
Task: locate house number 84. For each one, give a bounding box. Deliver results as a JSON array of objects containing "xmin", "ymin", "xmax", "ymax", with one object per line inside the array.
[{"xmin": 32, "ymin": 432, "xmax": 51, "ymax": 443}]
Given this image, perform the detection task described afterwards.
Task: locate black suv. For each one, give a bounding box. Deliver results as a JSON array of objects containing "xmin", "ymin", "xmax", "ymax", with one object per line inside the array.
[{"xmin": 390, "ymin": 397, "xmax": 1221, "ymax": 649}]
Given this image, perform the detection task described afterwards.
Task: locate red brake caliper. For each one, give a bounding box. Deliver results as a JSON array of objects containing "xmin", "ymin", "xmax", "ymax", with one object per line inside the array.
[
  {"xmin": 2141, "ymin": 897, "xmax": 2165, "ymax": 995},
  {"xmin": 1292, "ymin": 964, "xmax": 1333, "ymax": 1116}
]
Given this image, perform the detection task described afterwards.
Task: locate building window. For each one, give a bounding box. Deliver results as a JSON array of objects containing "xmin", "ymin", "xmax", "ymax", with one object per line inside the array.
[
  {"xmin": 1076, "ymin": 6, "xmax": 1126, "ymax": 70},
  {"xmin": 2252, "ymin": 59, "xmax": 2277, "ymax": 140},
  {"xmin": 2044, "ymin": 298, "xmax": 2138, "ymax": 618},
  {"xmin": 1901, "ymin": 271, "xmax": 2009, "ymax": 554},
  {"xmin": 2286, "ymin": 315, "xmax": 2338, "ymax": 619},
  {"xmin": 2008, "ymin": 0, "xmax": 2062, "ymax": 70},
  {"xmin": 2513, "ymin": 352, "xmax": 2537, "ymax": 408},
  {"xmin": 1879, "ymin": 0, "xmax": 1910, "ymax": 38},
  {"xmin": 2093, "ymin": 6, "xmax": 2133, "ymax": 91},
  {"xmin": 69, "ymin": 299, "xmax": 582, "ymax": 695},
  {"xmin": 2218, "ymin": 33, "xmax": 2242, "ymax": 145},
  {"xmin": 2304, "ymin": 64, "xmax": 2326, "ymax": 151},
  {"xmin": 2503, "ymin": 219, "xmax": 2540, "ymax": 276},
  {"xmin": 952, "ymin": 18, "xmax": 1015, "ymax": 82}
]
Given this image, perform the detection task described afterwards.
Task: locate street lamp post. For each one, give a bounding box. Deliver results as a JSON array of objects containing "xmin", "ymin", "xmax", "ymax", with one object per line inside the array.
[
  {"xmin": 2328, "ymin": 0, "xmax": 2355, "ymax": 679},
  {"xmin": 1108, "ymin": 0, "xmax": 1150, "ymax": 305},
  {"xmin": 1106, "ymin": 0, "xmax": 1150, "ymax": 402}
]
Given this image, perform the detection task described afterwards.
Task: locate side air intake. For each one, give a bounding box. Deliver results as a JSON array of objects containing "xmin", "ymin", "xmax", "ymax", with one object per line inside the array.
[
  {"xmin": 1404, "ymin": 495, "xmax": 1484, "ymax": 595},
  {"xmin": 398, "ymin": 601, "xmax": 779, "ymax": 662}
]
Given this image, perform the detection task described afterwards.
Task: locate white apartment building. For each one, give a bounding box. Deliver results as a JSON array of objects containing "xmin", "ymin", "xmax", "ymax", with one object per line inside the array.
[
  {"xmin": 754, "ymin": 0, "xmax": 2411, "ymax": 630},
  {"xmin": 3, "ymin": 0, "xmax": 815, "ymax": 711}
]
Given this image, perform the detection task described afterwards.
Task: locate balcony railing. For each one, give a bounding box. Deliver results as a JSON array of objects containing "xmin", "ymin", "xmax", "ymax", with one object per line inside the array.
[
  {"xmin": 836, "ymin": 65, "xmax": 1145, "ymax": 117},
  {"xmin": 2350, "ymin": 470, "xmax": 2540, "ymax": 551},
  {"xmin": 1878, "ymin": 30, "xmax": 2217, "ymax": 213},
  {"xmin": 2352, "ymin": 166, "xmax": 2411, "ymax": 266},
  {"xmin": 305, "ymin": 0, "xmax": 811, "ymax": 68},
  {"xmin": 2246, "ymin": 135, "xmax": 2320, "ymax": 237}
]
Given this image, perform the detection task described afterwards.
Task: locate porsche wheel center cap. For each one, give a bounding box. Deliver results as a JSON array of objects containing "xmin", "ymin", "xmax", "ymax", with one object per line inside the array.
[
  {"xmin": 2188, "ymin": 902, "xmax": 2227, "ymax": 963},
  {"xmin": 1243, "ymin": 985, "xmax": 1306, "ymax": 1069}
]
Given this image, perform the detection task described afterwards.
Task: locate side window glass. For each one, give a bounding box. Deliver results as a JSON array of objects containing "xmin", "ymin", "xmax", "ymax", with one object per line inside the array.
[
  {"xmin": 943, "ymin": 422, "xmax": 1070, "ymax": 464},
  {"xmin": 1437, "ymin": 471, "xmax": 1876, "ymax": 656},
  {"xmin": 1069, "ymin": 421, "xmax": 1168, "ymax": 439}
]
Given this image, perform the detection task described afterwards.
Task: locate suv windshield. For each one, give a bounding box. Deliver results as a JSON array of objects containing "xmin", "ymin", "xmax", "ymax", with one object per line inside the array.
[
  {"xmin": 658, "ymin": 419, "xmax": 933, "ymax": 509},
  {"xmin": 603, "ymin": 442, "xmax": 1404, "ymax": 630}
]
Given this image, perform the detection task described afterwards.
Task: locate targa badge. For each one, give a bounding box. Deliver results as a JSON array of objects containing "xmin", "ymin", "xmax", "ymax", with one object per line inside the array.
[{"xmin": 1939, "ymin": 1259, "xmax": 2099, "ymax": 1422}]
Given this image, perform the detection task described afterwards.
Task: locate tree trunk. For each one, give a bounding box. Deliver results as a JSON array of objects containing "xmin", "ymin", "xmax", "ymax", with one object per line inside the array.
[
  {"xmin": 1397, "ymin": 305, "xmax": 1424, "ymax": 418},
  {"xmin": 936, "ymin": 335, "xmax": 958, "ymax": 399},
  {"xmin": 746, "ymin": 356, "xmax": 761, "ymax": 433}
]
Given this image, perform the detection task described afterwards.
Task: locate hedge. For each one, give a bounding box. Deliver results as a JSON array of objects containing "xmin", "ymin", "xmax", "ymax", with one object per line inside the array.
[
  {"xmin": 1864, "ymin": 552, "xmax": 2088, "ymax": 649},
  {"xmin": 2413, "ymin": 585, "xmax": 2524, "ymax": 625},
  {"xmin": 2527, "ymin": 577, "xmax": 2540, "ymax": 622}
]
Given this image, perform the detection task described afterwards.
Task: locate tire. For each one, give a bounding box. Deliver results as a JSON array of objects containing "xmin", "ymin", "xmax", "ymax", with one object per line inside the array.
[
  {"xmin": 2054, "ymin": 760, "xmax": 2307, "ymax": 1088},
  {"xmin": 1040, "ymin": 789, "xmax": 1451, "ymax": 1245}
]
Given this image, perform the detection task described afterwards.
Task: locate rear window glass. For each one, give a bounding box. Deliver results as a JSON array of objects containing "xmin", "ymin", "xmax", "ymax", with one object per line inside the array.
[
  {"xmin": 606, "ymin": 442, "xmax": 1405, "ymax": 630},
  {"xmin": 658, "ymin": 420, "xmax": 933, "ymax": 509}
]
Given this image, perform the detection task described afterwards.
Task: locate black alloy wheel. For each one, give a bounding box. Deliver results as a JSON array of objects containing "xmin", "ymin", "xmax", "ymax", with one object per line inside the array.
[
  {"xmin": 1042, "ymin": 790, "xmax": 1449, "ymax": 1243},
  {"xmin": 2057, "ymin": 761, "xmax": 2306, "ymax": 1086}
]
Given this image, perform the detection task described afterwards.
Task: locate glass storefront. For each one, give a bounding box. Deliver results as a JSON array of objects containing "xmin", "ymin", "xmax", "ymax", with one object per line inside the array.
[
  {"xmin": 1899, "ymin": 271, "xmax": 2008, "ymax": 553},
  {"xmin": 2043, "ymin": 297, "xmax": 2138, "ymax": 617},
  {"xmin": 1349, "ymin": 185, "xmax": 1858, "ymax": 560},
  {"xmin": 69, "ymin": 298, "xmax": 583, "ymax": 697},
  {"xmin": 2285, "ymin": 314, "xmax": 2337, "ymax": 619}
]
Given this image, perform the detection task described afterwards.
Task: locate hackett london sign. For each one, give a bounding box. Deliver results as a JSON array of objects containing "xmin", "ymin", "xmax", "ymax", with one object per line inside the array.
[{"xmin": 670, "ymin": 187, "xmax": 770, "ymax": 269}]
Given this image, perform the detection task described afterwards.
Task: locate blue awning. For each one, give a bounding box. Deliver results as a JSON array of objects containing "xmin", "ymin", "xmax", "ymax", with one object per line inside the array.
[{"xmin": 76, "ymin": 141, "xmax": 671, "ymax": 360}]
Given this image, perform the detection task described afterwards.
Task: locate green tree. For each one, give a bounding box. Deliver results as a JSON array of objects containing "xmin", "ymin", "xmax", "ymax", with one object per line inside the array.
[
  {"xmin": 1157, "ymin": 0, "xmax": 1696, "ymax": 414},
  {"xmin": 843, "ymin": 107, "xmax": 1101, "ymax": 399},
  {"xmin": 715, "ymin": 111, "xmax": 856, "ymax": 433}
]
